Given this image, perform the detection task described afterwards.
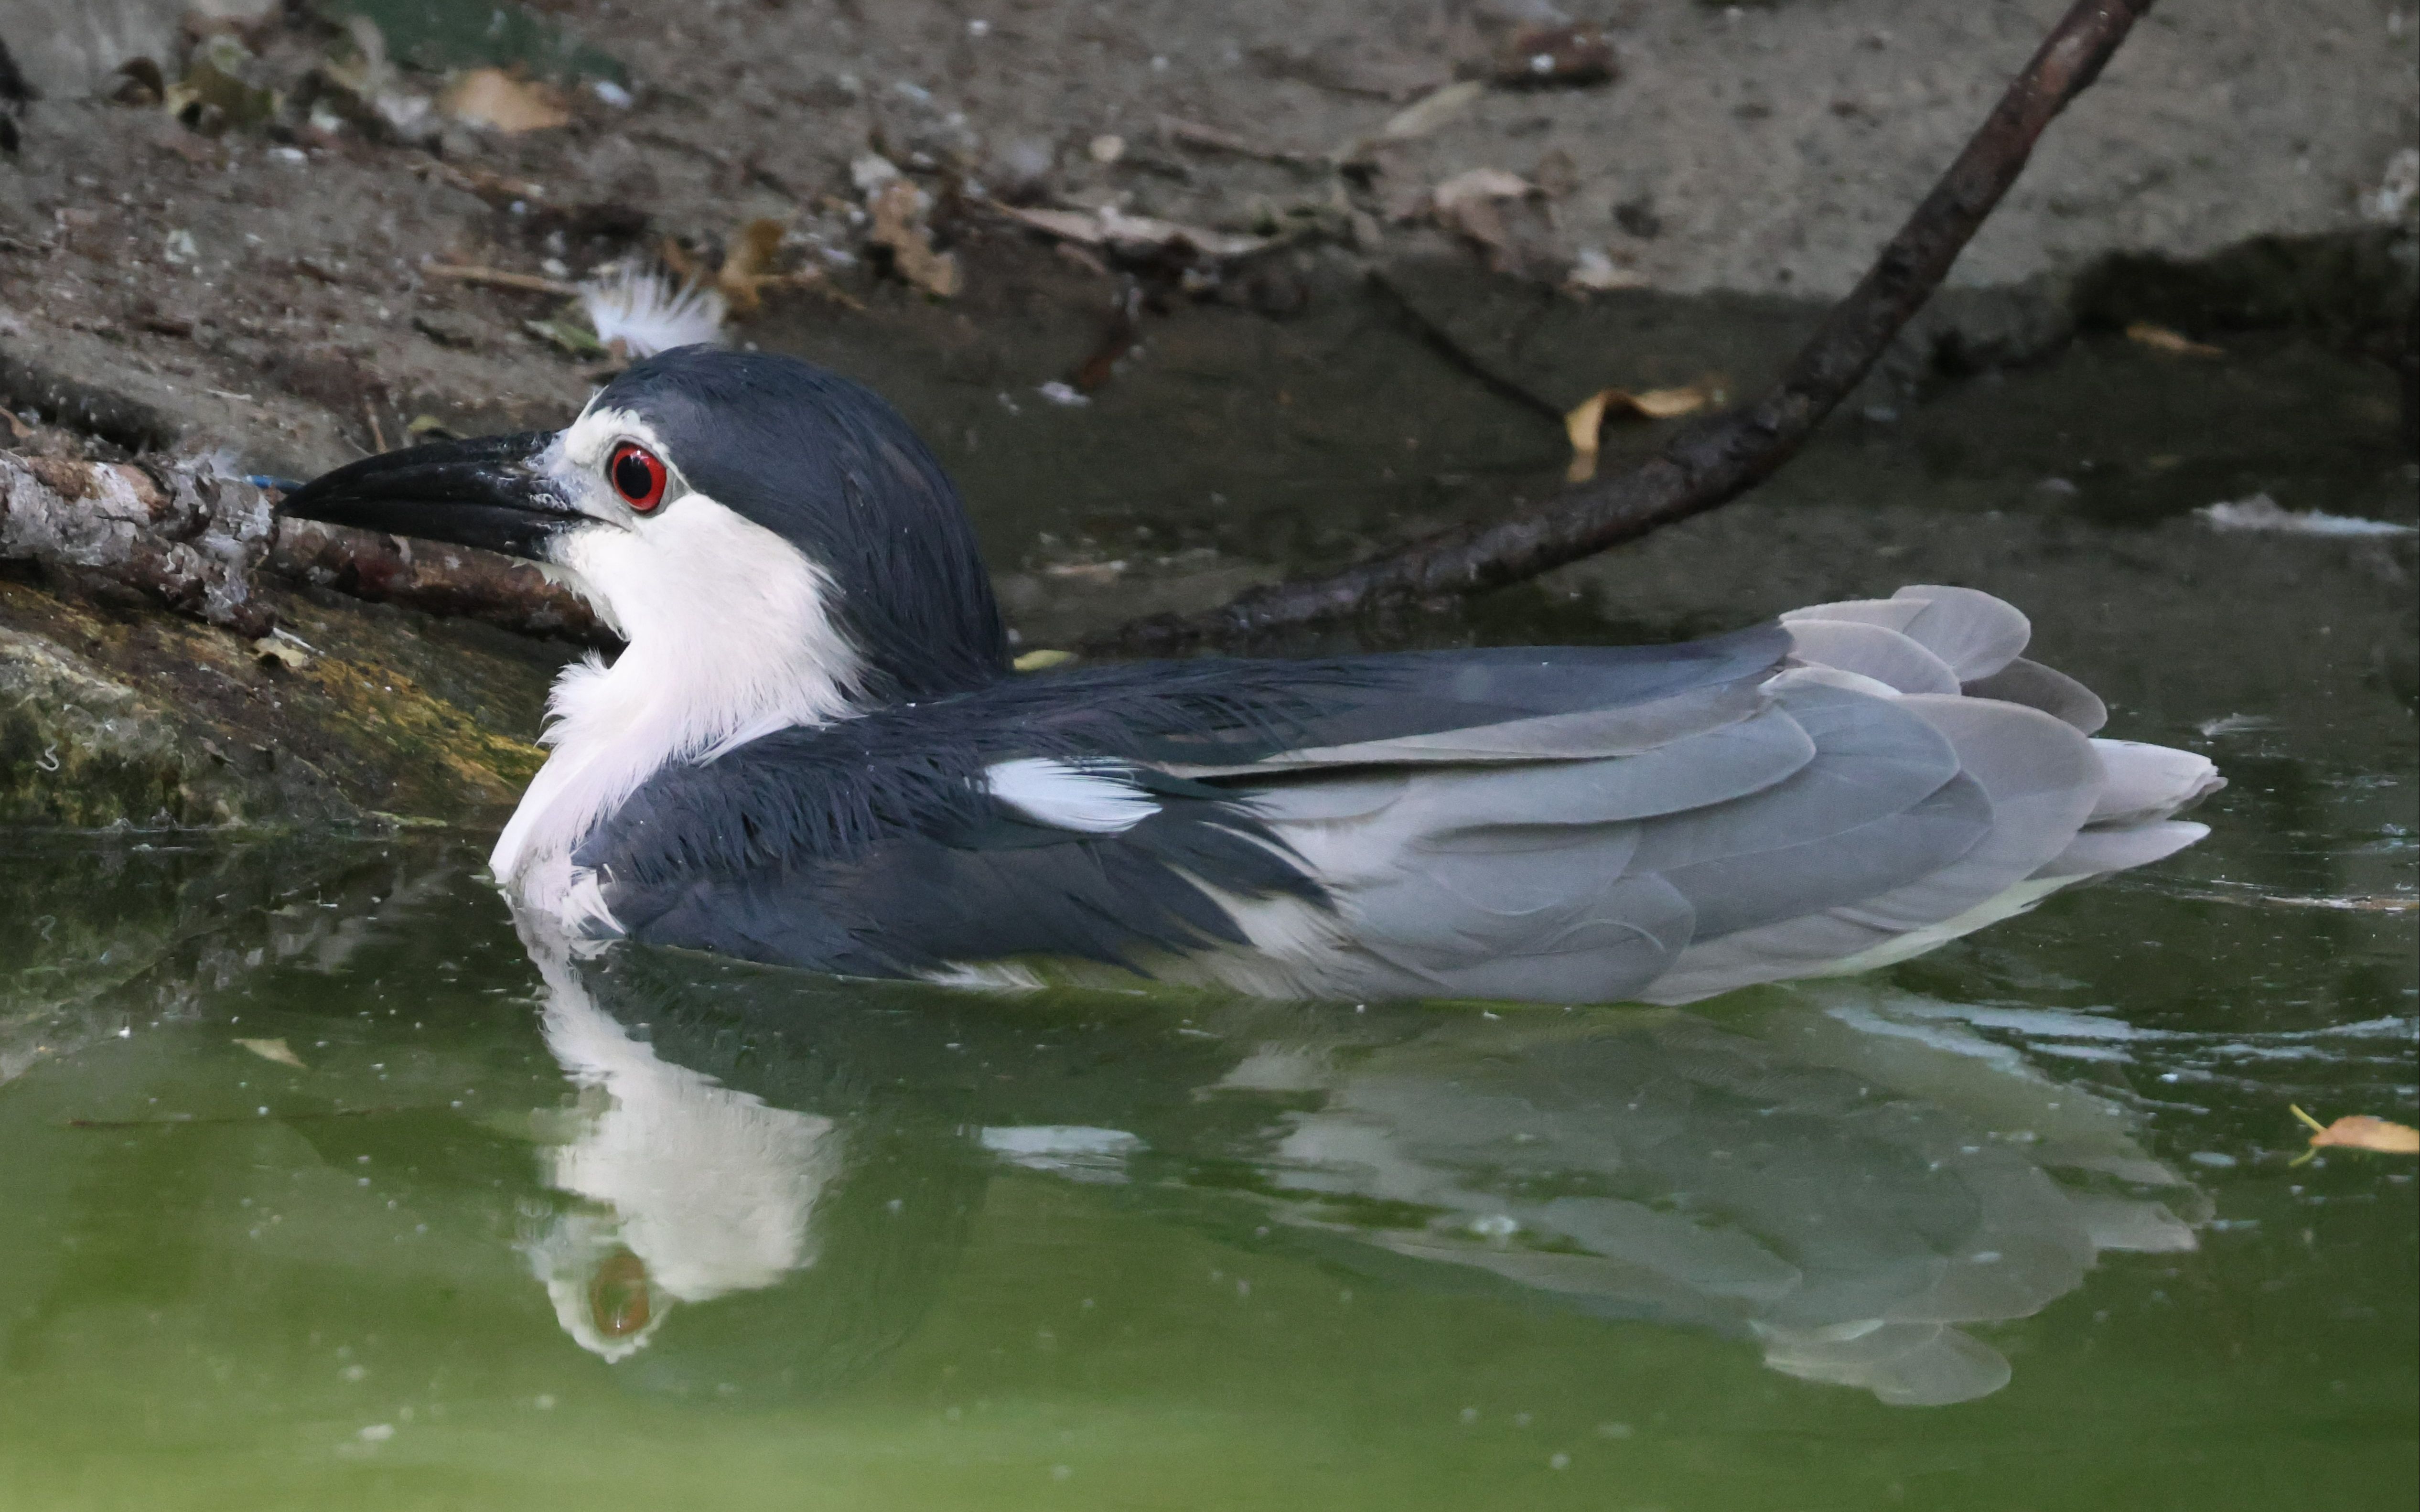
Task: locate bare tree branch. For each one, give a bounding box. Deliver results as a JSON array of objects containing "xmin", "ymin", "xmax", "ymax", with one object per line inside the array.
[
  {"xmin": 2, "ymin": 450, "xmax": 609, "ymax": 646},
  {"xmin": 1, "ymin": 451, "xmax": 278, "ymax": 638},
  {"xmin": 1095, "ymin": 0, "xmax": 2158, "ymax": 654}
]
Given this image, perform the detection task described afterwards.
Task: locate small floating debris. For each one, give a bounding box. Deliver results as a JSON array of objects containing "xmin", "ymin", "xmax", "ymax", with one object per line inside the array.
[
  {"xmin": 2196, "ymin": 493, "xmax": 2415, "ymax": 538},
  {"xmin": 235, "ymin": 1037, "xmax": 307, "ymax": 1069}
]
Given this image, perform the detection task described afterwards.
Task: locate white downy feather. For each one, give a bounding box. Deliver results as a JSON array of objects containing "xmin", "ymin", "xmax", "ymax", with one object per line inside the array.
[{"xmin": 581, "ymin": 266, "xmax": 728, "ymax": 358}]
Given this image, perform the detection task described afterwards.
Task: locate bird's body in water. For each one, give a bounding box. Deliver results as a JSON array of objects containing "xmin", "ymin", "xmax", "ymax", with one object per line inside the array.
[{"xmin": 280, "ymin": 348, "xmax": 2222, "ymax": 1005}]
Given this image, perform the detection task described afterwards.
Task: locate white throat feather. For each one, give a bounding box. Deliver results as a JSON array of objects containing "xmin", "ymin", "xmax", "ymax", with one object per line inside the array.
[{"xmin": 492, "ymin": 420, "xmax": 865, "ymax": 901}]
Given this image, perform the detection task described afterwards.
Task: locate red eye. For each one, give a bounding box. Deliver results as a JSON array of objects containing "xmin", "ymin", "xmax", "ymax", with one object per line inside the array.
[{"xmin": 608, "ymin": 442, "xmax": 667, "ymax": 512}]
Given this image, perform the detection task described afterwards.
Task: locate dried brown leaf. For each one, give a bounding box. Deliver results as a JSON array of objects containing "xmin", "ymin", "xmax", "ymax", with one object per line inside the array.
[
  {"xmin": 2125, "ymin": 321, "xmax": 2224, "ymax": 359},
  {"xmin": 1430, "ymin": 170, "xmax": 1539, "ymax": 274},
  {"xmin": 441, "ymin": 68, "xmax": 571, "ymax": 133},
  {"xmin": 868, "ymin": 181, "xmax": 961, "ymax": 298},
  {"xmin": 658, "ymin": 237, "xmax": 704, "ymax": 285},
  {"xmin": 716, "ymin": 217, "xmax": 791, "ymax": 315}
]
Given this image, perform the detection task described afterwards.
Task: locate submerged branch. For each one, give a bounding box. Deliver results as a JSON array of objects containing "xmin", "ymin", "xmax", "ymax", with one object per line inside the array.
[{"xmin": 1095, "ymin": 0, "xmax": 2158, "ymax": 654}]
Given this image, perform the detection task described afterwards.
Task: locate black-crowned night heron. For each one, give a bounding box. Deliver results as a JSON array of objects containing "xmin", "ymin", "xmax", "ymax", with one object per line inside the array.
[{"xmin": 279, "ymin": 348, "xmax": 2222, "ymax": 1004}]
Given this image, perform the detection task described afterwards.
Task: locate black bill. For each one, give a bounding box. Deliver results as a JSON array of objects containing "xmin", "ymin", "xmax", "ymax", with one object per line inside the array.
[{"xmin": 275, "ymin": 430, "xmax": 583, "ymax": 560}]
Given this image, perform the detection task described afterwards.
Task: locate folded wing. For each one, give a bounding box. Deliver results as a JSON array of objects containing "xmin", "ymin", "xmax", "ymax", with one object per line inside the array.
[{"xmin": 581, "ymin": 586, "xmax": 2218, "ymax": 1003}]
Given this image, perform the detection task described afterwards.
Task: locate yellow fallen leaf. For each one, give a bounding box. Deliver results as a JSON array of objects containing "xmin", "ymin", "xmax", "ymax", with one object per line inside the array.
[
  {"xmin": 235, "ymin": 1037, "xmax": 307, "ymax": 1070},
  {"xmin": 2291, "ymin": 1104, "xmax": 2419, "ymax": 1155},
  {"xmin": 441, "ymin": 67, "xmax": 571, "ymax": 134},
  {"xmin": 1012, "ymin": 649, "xmax": 1078, "ymax": 671},
  {"xmin": 1563, "ymin": 386, "xmax": 1713, "ymax": 482},
  {"xmin": 2125, "ymin": 321, "xmax": 2224, "ymax": 359}
]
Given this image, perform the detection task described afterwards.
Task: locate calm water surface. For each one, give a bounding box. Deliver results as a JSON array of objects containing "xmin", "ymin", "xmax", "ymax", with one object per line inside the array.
[{"xmin": 1, "ymin": 334, "xmax": 2414, "ymax": 1510}]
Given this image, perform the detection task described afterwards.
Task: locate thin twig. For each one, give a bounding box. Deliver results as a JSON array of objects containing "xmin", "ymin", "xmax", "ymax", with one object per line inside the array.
[
  {"xmin": 1095, "ymin": 0, "xmax": 2157, "ymax": 653},
  {"xmin": 1157, "ymin": 115, "xmax": 1328, "ymax": 168},
  {"xmin": 420, "ymin": 261, "xmax": 581, "ymax": 298},
  {"xmin": 1364, "ymin": 267, "xmax": 1569, "ymax": 426}
]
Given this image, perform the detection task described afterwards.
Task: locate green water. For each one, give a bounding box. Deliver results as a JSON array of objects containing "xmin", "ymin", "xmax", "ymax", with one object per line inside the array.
[
  {"xmin": 3, "ymin": 724, "xmax": 2412, "ymax": 1509},
  {"xmin": 2, "ymin": 330, "xmax": 2416, "ymax": 1509}
]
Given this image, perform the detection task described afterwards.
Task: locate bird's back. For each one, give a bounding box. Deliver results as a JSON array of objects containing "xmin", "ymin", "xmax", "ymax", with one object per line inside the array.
[{"xmin": 571, "ymin": 585, "xmax": 2219, "ymax": 1005}]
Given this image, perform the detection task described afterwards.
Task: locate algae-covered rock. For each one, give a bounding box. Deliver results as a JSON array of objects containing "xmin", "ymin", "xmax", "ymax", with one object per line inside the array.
[
  {"xmin": 0, "ymin": 576, "xmax": 568, "ymax": 832},
  {"xmin": 0, "ymin": 621, "xmax": 347, "ymax": 828}
]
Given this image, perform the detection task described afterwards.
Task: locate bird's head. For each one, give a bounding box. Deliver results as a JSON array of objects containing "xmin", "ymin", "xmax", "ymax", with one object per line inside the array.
[{"xmin": 279, "ymin": 348, "xmax": 1010, "ymax": 703}]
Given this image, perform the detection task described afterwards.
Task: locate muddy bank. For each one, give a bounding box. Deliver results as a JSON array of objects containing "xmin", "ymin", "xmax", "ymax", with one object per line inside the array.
[{"xmin": 0, "ymin": 0, "xmax": 2414, "ymax": 480}]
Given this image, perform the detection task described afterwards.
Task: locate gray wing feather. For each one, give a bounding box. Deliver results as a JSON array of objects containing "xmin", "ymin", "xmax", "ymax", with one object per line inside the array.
[
  {"xmin": 1231, "ymin": 770, "xmax": 1412, "ymax": 823},
  {"xmin": 2086, "ymin": 739, "xmax": 2223, "ymax": 827},
  {"xmin": 1251, "ymin": 705, "xmax": 1816, "ymax": 835},
  {"xmin": 1887, "ymin": 586, "xmax": 2032, "ymax": 681},
  {"xmin": 1625, "ymin": 683, "xmax": 1960, "ymax": 871},
  {"xmin": 1165, "ymin": 678, "xmax": 1768, "ymax": 773},
  {"xmin": 2033, "ymin": 821, "xmax": 2209, "ymax": 880},
  {"xmin": 1657, "ymin": 774, "xmax": 1991, "ymax": 940},
  {"xmin": 1961, "ymin": 658, "xmax": 2108, "ymax": 734},
  {"xmin": 1635, "ymin": 692, "xmax": 2110, "ymax": 1004},
  {"xmin": 1783, "ymin": 620, "xmax": 1962, "ymax": 695},
  {"xmin": 1635, "ymin": 910, "xmax": 1900, "ymax": 1005},
  {"xmin": 1214, "ymin": 600, "xmax": 2209, "ymax": 1005},
  {"xmin": 1824, "ymin": 694, "xmax": 2105, "ymax": 932},
  {"xmin": 1782, "ymin": 598, "xmax": 1925, "ymax": 633},
  {"xmin": 1242, "ymin": 710, "xmax": 1820, "ymax": 1002},
  {"xmin": 1386, "ymin": 875, "xmax": 1696, "ymax": 1003},
  {"xmin": 1786, "ymin": 586, "xmax": 2033, "ymax": 682},
  {"xmin": 1245, "ymin": 680, "xmax": 1979, "ymax": 1005}
]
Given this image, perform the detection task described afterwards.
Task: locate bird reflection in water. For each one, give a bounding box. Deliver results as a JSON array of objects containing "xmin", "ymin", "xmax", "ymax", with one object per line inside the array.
[
  {"xmin": 512, "ymin": 929, "xmax": 2200, "ymax": 1405},
  {"xmin": 517, "ymin": 936, "xmax": 845, "ymax": 1362},
  {"xmin": 1239, "ymin": 996, "xmax": 2199, "ymax": 1404}
]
